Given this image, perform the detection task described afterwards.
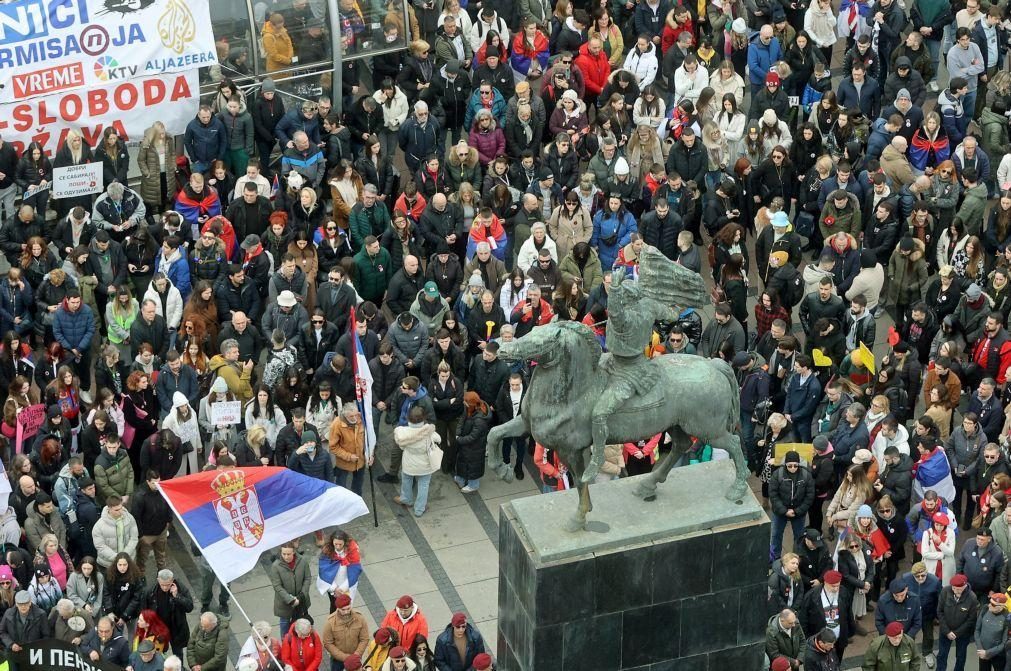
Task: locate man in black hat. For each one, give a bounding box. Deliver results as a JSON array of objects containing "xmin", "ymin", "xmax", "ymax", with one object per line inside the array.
[
  {"xmin": 797, "ymin": 529, "xmax": 832, "ymax": 591},
  {"xmin": 768, "ymin": 451, "xmax": 816, "ymax": 559}
]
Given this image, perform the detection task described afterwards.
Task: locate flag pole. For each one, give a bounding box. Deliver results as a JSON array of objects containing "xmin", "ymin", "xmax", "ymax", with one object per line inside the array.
[
  {"xmin": 156, "ymin": 482, "xmax": 286, "ymax": 671},
  {"xmin": 367, "ymin": 462, "xmax": 379, "ymax": 527}
]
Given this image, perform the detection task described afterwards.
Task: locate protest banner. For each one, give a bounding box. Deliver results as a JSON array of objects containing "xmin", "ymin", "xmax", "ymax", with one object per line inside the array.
[
  {"xmin": 210, "ymin": 400, "xmax": 242, "ymax": 425},
  {"xmin": 0, "ymin": 0, "xmax": 216, "ymax": 104},
  {"xmin": 15, "ymin": 403, "xmax": 46, "ymax": 454},
  {"xmin": 0, "ymin": 70, "xmax": 200, "ymax": 156},
  {"xmin": 52, "ymin": 161, "xmax": 102, "ymax": 199},
  {"xmin": 9, "ymin": 638, "xmax": 124, "ymax": 671}
]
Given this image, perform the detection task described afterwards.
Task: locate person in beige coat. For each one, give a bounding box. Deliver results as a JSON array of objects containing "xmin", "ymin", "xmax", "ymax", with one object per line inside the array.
[
  {"xmin": 330, "ymin": 402, "xmax": 367, "ymax": 496},
  {"xmin": 547, "ymin": 195, "xmax": 593, "ymax": 261},
  {"xmin": 393, "ymin": 407, "xmax": 441, "ymax": 517},
  {"xmin": 322, "ymin": 594, "xmax": 369, "ymax": 668},
  {"xmin": 879, "ymin": 137, "xmax": 915, "ymax": 188}
]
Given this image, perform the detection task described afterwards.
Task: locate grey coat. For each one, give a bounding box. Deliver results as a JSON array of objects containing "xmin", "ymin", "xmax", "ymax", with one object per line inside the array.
[{"xmin": 268, "ymin": 555, "xmax": 312, "ymax": 618}]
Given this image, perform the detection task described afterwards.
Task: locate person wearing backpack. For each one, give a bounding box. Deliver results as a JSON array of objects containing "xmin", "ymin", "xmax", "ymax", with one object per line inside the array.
[{"xmin": 767, "ymin": 252, "xmax": 803, "ymax": 313}]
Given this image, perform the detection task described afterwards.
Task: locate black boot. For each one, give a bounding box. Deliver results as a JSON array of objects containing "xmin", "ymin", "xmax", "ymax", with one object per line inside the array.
[{"xmin": 514, "ymin": 460, "xmax": 525, "ymax": 480}]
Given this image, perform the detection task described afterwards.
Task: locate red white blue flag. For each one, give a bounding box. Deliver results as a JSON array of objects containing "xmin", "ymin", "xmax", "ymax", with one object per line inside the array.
[
  {"xmin": 349, "ymin": 307, "xmax": 377, "ymax": 459},
  {"xmin": 157, "ymin": 467, "xmax": 368, "ymax": 583}
]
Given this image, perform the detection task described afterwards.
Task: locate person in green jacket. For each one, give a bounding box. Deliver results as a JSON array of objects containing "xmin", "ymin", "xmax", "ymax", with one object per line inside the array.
[
  {"xmin": 348, "ymin": 185, "xmax": 392, "ymax": 252},
  {"xmin": 558, "ymin": 242, "xmax": 604, "ymax": 292},
  {"xmin": 352, "ymin": 236, "xmax": 394, "ymax": 304},
  {"xmin": 979, "ymin": 102, "xmax": 1010, "ymax": 163},
  {"xmin": 862, "ymin": 622, "xmax": 922, "ymax": 671},
  {"xmin": 188, "ymin": 612, "xmax": 230, "ymax": 671},
  {"xmin": 954, "ymin": 167, "xmax": 989, "ymax": 237}
]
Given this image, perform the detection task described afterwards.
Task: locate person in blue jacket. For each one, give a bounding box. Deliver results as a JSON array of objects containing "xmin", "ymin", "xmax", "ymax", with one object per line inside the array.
[
  {"xmin": 274, "ymin": 100, "xmax": 322, "ymax": 149},
  {"xmin": 747, "ymin": 25, "xmax": 782, "ymax": 95},
  {"xmin": 153, "ymin": 238, "xmax": 192, "ymax": 302},
  {"xmin": 783, "ymin": 354, "xmax": 822, "ymax": 443},
  {"xmin": 462, "ymin": 85, "xmax": 508, "ymax": 132},
  {"xmin": 591, "ymin": 195, "xmax": 636, "ymax": 270},
  {"xmin": 53, "ymin": 289, "xmax": 96, "ymax": 394},
  {"xmin": 183, "ymin": 107, "xmax": 227, "ymax": 174}
]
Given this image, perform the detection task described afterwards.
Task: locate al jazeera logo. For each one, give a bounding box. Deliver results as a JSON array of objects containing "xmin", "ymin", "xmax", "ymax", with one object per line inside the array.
[{"xmin": 158, "ymin": 0, "xmax": 197, "ymax": 54}]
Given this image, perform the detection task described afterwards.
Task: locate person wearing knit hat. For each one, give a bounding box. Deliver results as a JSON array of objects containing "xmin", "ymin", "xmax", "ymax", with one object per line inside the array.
[
  {"xmin": 766, "ymin": 71, "xmax": 781, "ymax": 86},
  {"xmin": 613, "ymin": 157, "xmax": 630, "ymax": 176},
  {"xmin": 768, "ymin": 250, "xmax": 789, "ymax": 269},
  {"xmin": 768, "ymin": 444, "xmax": 815, "ymax": 559},
  {"xmin": 731, "ymin": 17, "xmax": 747, "ymax": 34},
  {"xmin": 379, "ymin": 594, "xmax": 429, "ymax": 657}
]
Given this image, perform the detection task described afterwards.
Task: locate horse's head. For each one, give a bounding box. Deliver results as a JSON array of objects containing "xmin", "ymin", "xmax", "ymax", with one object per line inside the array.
[{"xmin": 497, "ymin": 322, "xmax": 602, "ymax": 371}]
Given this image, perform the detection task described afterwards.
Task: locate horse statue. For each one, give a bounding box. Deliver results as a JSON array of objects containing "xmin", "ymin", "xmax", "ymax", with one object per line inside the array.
[{"xmin": 486, "ymin": 320, "xmax": 751, "ymax": 531}]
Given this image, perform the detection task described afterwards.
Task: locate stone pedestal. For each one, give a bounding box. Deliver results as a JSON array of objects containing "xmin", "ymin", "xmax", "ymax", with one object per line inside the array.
[{"xmin": 497, "ymin": 460, "xmax": 770, "ymax": 671}]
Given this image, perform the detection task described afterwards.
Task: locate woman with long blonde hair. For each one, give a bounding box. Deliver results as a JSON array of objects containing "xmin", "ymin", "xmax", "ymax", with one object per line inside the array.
[
  {"xmin": 137, "ymin": 122, "xmax": 170, "ymax": 215},
  {"xmin": 826, "ymin": 464, "xmax": 875, "ymax": 535}
]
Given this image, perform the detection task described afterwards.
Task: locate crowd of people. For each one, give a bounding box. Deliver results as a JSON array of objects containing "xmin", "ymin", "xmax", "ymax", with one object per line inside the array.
[{"xmin": 0, "ymin": 0, "xmax": 1010, "ymax": 667}]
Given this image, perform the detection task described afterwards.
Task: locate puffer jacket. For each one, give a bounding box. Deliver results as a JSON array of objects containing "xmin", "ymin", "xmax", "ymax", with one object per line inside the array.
[
  {"xmin": 395, "ymin": 423, "xmax": 441, "ymax": 477},
  {"xmin": 93, "ymin": 448, "xmax": 134, "ymax": 504},
  {"xmin": 188, "ymin": 619, "xmax": 230, "ymax": 671},
  {"xmin": 91, "ymin": 505, "xmax": 139, "ymax": 567},
  {"xmin": 267, "ymin": 554, "xmax": 312, "ymax": 618},
  {"xmin": 53, "ymin": 299, "xmax": 96, "ymax": 353},
  {"xmin": 468, "ymin": 117, "xmax": 505, "ymax": 167},
  {"xmin": 768, "ymin": 464, "xmax": 816, "ymax": 517}
]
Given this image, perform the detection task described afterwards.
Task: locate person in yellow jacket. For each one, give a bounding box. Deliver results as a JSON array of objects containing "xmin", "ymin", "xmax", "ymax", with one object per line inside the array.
[{"xmin": 262, "ymin": 13, "xmax": 295, "ymax": 78}]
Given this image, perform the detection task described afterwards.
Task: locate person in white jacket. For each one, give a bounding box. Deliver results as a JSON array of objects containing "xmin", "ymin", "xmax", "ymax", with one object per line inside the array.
[
  {"xmin": 623, "ymin": 37, "xmax": 659, "ymax": 89},
  {"xmin": 469, "ymin": 7, "xmax": 510, "ymax": 52},
  {"xmin": 804, "ymin": 0, "xmax": 838, "ymax": 63},
  {"xmin": 143, "ymin": 273, "xmax": 183, "ymax": 345},
  {"xmin": 673, "ymin": 54, "xmax": 711, "ymax": 104},
  {"xmin": 161, "ymin": 392, "xmax": 202, "ymax": 477},
  {"xmin": 516, "ymin": 222, "xmax": 559, "ymax": 273},
  {"xmin": 393, "ymin": 406, "xmax": 442, "ymax": 517},
  {"xmin": 716, "ymin": 95, "xmax": 747, "ymax": 159},
  {"xmin": 372, "ymin": 84, "xmax": 409, "ymax": 160}
]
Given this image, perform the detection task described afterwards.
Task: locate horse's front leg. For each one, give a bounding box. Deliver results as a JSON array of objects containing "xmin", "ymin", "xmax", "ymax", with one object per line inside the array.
[
  {"xmin": 635, "ymin": 427, "xmax": 690, "ymax": 501},
  {"xmin": 564, "ymin": 481, "xmax": 592, "ymax": 532},
  {"xmin": 486, "ymin": 416, "xmax": 528, "ymax": 482},
  {"xmin": 713, "ymin": 432, "xmax": 750, "ymax": 501}
]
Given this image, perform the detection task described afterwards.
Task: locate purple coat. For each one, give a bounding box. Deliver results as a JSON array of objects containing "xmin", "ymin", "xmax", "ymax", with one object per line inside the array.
[{"xmin": 468, "ymin": 119, "xmax": 506, "ymax": 167}]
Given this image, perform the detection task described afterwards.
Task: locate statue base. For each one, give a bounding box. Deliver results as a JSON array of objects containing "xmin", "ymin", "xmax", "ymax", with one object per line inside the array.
[{"xmin": 497, "ymin": 460, "xmax": 770, "ymax": 670}]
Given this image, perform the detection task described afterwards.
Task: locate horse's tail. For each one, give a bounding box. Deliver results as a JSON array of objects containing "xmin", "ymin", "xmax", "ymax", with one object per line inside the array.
[{"xmin": 710, "ymin": 358, "xmax": 741, "ymax": 434}]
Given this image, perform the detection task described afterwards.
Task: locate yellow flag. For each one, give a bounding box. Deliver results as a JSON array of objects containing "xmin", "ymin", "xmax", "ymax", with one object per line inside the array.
[
  {"xmin": 859, "ymin": 342, "xmax": 876, "ymax": 375},
  {"xmin": 812, "ymin": 349, "xmax": 833, "ymax": 367}
]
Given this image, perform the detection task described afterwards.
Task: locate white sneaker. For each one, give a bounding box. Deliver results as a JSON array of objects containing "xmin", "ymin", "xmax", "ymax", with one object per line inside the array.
[
  {"xmin": 924, "ymin": 652, "xmax": 935, "ymax": 668},
  {"xmin": 461, "ymin": 485, "xmax": 477, "ymax": 493}
]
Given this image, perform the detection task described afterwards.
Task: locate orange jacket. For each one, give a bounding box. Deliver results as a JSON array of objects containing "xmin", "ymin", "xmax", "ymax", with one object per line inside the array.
[
  {"xmin": 574, "ymin": 42, "xmax": 611, "ymax": 97},
  {"xmin": 379, "ymin": 606, "xmax": 429, "ymax": 650}
]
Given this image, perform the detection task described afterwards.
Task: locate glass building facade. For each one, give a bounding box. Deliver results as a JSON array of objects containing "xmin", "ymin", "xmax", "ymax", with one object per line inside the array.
[{"xmin": 199, "ymin": 0, "xmax": 410, "ymax": 109}]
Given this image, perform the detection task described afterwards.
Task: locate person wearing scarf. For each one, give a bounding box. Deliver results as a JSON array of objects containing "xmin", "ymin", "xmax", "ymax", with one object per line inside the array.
[{"xmin": 921, "ymin": 511, "xmax": 955, "ymax": 581}]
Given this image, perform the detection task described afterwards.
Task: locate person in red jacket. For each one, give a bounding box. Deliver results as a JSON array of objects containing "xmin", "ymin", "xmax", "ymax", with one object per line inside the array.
[
  {"xmin": 967, "ymin": 312, "xmax": 1011, "ymax": 388},
  {"xmin": 379, "ymin": 595, "xmax": 429, "ymax": 651},
  {"xmin": 280, "ymin": 619, "xmax": 323, "ymax": 671},
  {"xmin": 509, "ymin": 285, "xmax": 554, "ymax": 337},
  {"xmin": 574, "ymin": 37, "xmax": 611, "ymax": 109},
  {"xmin": 534, "ymin": 442, "xmax": 574, "ymax": 493}
]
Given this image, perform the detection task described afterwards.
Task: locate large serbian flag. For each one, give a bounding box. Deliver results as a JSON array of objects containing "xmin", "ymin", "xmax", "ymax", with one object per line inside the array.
[{"xmin": 157, "ymin": 467, "xmax": 369, "ymax": 583}]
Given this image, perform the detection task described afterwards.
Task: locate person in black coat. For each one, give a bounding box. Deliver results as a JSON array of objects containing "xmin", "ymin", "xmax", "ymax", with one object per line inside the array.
[
  {"xmin": 430, "ymin": 366, "xmax": 464, "ymax": 474},
  {"xmin": 799, "ymin": 573, "xmax": 850, "ymax": 658},
  {"xmin": 298, "ymin": 314, "xmax": 340, "ymax": 376},
  {"xmin": 103, "ymin": 553, "xmax": 145, "ymax": 625},
  {"xmin": 455, "ymin": 392, "xmax": 491, "ymax": 491},
  {"xmin": 768, "ymin": 452, "xmax": 816, "ymax": 559},
  {"xmin": 251, "ymin": 84, "xmax": 286, "ymax": 179},
  {"xmin": 467, "ymin": 344, "xmax": 510, "ymax": 407},
  {"xmin": 141, "ymin": 572, "xmax": 194, "ymax": 656},
  {"xmin": 638, "ymin": 200, "xmax": 683, "ymax": 260},
  {"xmin": 796, "ymin": 529, "xmax": 833, "ymax": 591},
  {"xmin": 837, "ymin": 539, "xmax": 875, "ymax": 643}
]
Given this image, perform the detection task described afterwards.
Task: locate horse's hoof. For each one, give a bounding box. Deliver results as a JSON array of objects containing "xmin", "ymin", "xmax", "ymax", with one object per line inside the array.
[
  {"xmin": 634, "ymin": 482, "xmax": 657, "ymax": 501},
  {"xmin": 563, "ymin": 515, "xmax": 587, "ymax": 532},
  {"xmin": 581, "ymin": 463, "xmax": 601, "ymax": 484},
  {"xmin": 725, "ymin": 481, "xmax": 749, "ymax": 502}
]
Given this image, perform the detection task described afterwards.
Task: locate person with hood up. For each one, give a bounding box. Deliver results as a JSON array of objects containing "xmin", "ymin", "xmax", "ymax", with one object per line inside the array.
[
  {"xmin": 885, "ymin": 237, "xmax": 928, "ymax": 324},
  {"xmin": 769, "ymin": 451, "xmax": 816, "ymax": 560},
  {"xmin": 623, "ymin": 36, "xmax": 659, "ymax": 89}
]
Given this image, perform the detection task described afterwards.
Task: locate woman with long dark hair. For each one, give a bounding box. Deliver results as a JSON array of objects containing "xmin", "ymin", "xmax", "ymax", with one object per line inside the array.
[
  {"xmin": 354, "ymin": 135, "xmax": 397, "ymax": 204},
  {"xmin": 809, "ymin": 90, "xmax": 839, "ymax": 135},
  {"xmin": 103, "ymin": 553, "xmax": 145, "ymax": 630},
  {"xmin": 0, "ymin": 333, "xmax": 34, "ymax": 406},
  {"xmin": 65, "ymin": 556, "xmax": 104, "ymax": 616},
  {"xmin": 44, "ymin": 365, "xmax": 81, "ymax": 432},
  {"xmin": 2, "ymin": 376, "xmax": 36, "ymax": 444},
  {"xmin": 984, "ymin": 190, "xmax": 1011, "ymax": 257},
  {"xmin": 244, "ymin": 385, "xmax": 287, "ymax": 447},
  {"xmin": 15, "ymin": 142, "xmax": 53, "ymax": 214},
  {"xmin": 124, "ymin": 225, "xmax": 159, "ymax": 299}
]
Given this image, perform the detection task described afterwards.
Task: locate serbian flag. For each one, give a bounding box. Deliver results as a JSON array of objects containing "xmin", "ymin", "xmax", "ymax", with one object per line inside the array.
[
  {"xmin": 270, "ymin": 173, "xmax": 280, "ymax": 200},
  {"xmin": 349, "ymin": 307, "xmax": 377, "ymax": 459},
  {"xmin": 157, "ymin": 467, "xmax": 368, "ymax": 583}
]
